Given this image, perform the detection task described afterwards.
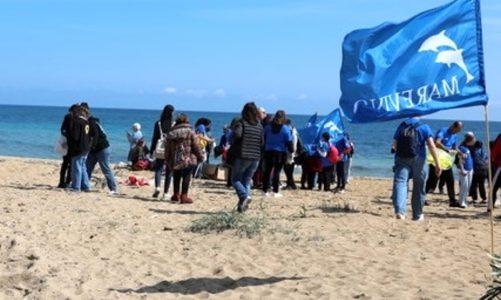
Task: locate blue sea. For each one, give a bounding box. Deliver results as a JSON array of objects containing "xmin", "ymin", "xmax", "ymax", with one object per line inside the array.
[{"xmin": 1, "ymin": 104, "xmax": 500, "ymax": 178}]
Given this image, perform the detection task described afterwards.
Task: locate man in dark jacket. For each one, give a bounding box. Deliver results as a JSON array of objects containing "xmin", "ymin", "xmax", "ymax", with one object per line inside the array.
[{"xmin": 83, "ymin": 103, "xmax": 118, "ymax": 194}]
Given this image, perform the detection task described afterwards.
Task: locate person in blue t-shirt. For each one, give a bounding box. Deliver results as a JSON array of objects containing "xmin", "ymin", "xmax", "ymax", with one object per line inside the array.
[
  {"xmin": 425, "ymin": 121, "xmax": 463, "ymax": 207},
  {"xmin": 316, "ymin": 132, "xmax": 335, "ymax": 192},
  {"xmin": 457, "ymin": 132, "xmax": 475, "ymax": 208},
  {"xmin": 262, "ymin": 110, "xmax": 293, "ymax": 197},
  {"xmin": 391, "ymin": 117, "xmax": 441, "ymax": 221}
]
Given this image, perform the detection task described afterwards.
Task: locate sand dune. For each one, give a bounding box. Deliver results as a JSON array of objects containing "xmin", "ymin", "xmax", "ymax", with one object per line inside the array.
[{"xmin": 0, "ymin": 156, "xmax": 498, "ymax": 299}]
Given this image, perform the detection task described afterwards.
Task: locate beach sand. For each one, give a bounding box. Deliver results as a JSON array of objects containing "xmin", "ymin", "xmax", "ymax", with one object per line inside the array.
[{"xmin": 0, "ymin": 156, "xmax": 498, "ymax": 299}]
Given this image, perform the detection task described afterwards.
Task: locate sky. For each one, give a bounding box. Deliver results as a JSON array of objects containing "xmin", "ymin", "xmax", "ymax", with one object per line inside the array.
[{"xmin": 0, "ymin": 0, "xmax": 500, "ymax": 121}]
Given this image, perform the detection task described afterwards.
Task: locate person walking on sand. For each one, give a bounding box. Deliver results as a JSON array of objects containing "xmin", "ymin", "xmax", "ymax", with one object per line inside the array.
[
  {"xmin": 150, "ymin": 105, "xmax": 174, "ymax": 200},
  {"xmin": 230, "ymin": 102, "xmax": 264, "ymax": 212},
  {"xmin": 262, "ymin": 110, "xmax": 293, "ymax": 198},
  {"xmin": 67, "ymin": 104, "xmax": 92, "ymax": 192},
  {"xmin": 391, "ymin": 117, "xmax": 441, "ymax": 221},
  {"xmin": 165, "ymin": 114, "xmax": 204, "ymax": 204},
  {"xmin": 425, "ymin": 121, "xmax": 463, "ymax": 207},
  {"xmin": 83, "ymin": 103, "xmax": 118, "ymax": 195}
]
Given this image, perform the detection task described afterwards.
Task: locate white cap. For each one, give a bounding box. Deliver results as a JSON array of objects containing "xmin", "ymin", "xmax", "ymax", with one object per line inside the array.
[{"xmin": 132, "ymin": 123, "xmax": 141, "ymax": 131}]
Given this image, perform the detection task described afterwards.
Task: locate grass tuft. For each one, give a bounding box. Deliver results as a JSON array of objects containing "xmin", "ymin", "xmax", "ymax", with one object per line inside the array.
[{"xmin": 190, "ymin": 211, "xmax": 267, "ymax": 238}]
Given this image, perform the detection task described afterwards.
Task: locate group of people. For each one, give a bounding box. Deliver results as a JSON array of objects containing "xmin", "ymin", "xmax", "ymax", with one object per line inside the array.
[
  {"xmin": 57, "ymin": 102, "xmax": 501, "ymax": 220},
  {"xmin": 391, "ymin": 118, "xmax": 498, "ymax": 221},
  {"xmin": 58, "ymin": 102, "xmax": 117, "ymax": 194},
  {"xmin": 214, "ymin": 103, "xmax": 354, "ymax": 212}
]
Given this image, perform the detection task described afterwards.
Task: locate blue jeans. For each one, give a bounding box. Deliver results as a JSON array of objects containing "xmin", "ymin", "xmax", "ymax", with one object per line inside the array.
[
  {"xmin": 86, "ymin": 147, "xmax": 117, "ymax": 192},
  {"xmin": 71, "ymin": 153, "xmax": 91, "ymax": 191},
  {"xmin": 392, "ymin": 156, "xmax": 427, "ymax": 220},
  {"xmin": 154, "ymin": 159, "xmax": 172, "ymax": 193},
  {"xmin": 232, "ymin": 158, "xmax": 259, "ymax": 204}
]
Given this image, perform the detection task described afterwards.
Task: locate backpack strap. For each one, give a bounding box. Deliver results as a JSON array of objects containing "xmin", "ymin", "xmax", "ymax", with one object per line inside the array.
[{"xmin": 158, "ymin": 121, "xmax": 164, "ymax": 136}]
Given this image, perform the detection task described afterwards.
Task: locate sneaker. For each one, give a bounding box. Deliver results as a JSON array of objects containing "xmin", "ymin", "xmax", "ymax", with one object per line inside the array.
[
  {"xmin": 273, "ymin": 192, "xmax": 283, "ymax": 198},
  {"xmin": 414, "ymin": 214, "xmax": 424, "ymax": 221},
  {"xmin": 449, "ymin": 201, "xmax": 460, "ymax": 208},
  {"xmin": 242, "ymin": 197, "xmax": 252, "ymax": 211},
  {"xmin": 152, "ymin": 189, "xmax": 160, "ymax": 198},
  {"xmin": 109, "ymin": 190, "xmax": 119, "ymax": 196},
  {"xmin": 338, "ymin": 189, "xmax": 346, "ymax": 194},
  {"xmin": 264, "ymin": 192, "xmax": 271, "ymax": 197},
  {"xmin": 236, "ymin": 205, "xmax": 243, "ymax": 213},
  {"xmin": 395, "ymin": 214, "xmax": 406, "ymax": 220},
  {"xmin": 459, "ymin": 204, "xmax": 467, "ymax": 209},
  {"xmin": 162, "ymin": 194, "xmax": 171, "ymax": 201}
]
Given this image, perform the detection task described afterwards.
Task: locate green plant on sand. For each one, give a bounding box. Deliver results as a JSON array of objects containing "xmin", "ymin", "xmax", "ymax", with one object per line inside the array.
[
  {"xmin": 189, "ymin": 211, "xmax": 267, "ymax": 238},
  {"xmin": 481, "ymin": 255, "xmax": 501, "ymax": 300}
]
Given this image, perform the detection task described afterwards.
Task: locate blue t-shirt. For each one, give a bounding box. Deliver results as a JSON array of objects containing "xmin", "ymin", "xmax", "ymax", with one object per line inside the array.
[
  {"xmin": 458, "ymin": 145, "xmax": 473, "ymax": 171},
  {"xmin": 318, "ymin": 141, "xmax": 333, "ymax": 167},
  {"xmin": 264, "ymin": 124, "xmax": 292, "ymax": 152},
  {"xmin": 393, "ymin": 118, "xmax": 433, "ymax": 159},
  {"xmin": 195, "ymin": 124, "xmax": 207, "ymax": 135},
  {"xmin": 435, "ymin": 127, "xmax": 457, "ymax": 150}
]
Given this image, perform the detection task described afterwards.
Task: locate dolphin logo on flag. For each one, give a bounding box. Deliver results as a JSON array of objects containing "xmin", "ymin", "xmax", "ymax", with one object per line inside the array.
[{"xmin": 419, "ymin": 30, "xmax": 474, "ymax": 83}]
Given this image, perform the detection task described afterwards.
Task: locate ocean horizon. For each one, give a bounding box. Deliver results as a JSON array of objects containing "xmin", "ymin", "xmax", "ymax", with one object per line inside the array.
[{"xmin": 1, "ymin": 104, "xmax": 501, "ymax": 178}]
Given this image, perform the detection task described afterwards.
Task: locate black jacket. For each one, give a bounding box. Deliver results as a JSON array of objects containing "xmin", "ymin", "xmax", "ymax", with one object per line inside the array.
[
  {"xmin": 88, "ymin": 116, "xmax": 110, "ymax": 153},
  {"xmin": 232, "ymin": 119, "xmax": 263, "ymax": 160},
  {"xmin": 68, "ymin": 116, "xmax": 91, "ymax": 157},
  {"xmin": 151, "ymin": 119, "xmax": 173, "ymax": 153}
]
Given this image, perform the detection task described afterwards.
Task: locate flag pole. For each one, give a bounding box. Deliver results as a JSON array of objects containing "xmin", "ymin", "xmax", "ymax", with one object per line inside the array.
[{"xmin": 485, "ymin": 104, "xmax": 494, "ymax": 255}]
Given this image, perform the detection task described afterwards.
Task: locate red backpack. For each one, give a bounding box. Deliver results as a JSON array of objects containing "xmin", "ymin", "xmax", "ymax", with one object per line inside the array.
[{"xmin": 328, "ymin": 145, "xmax": 339, "ymax": 164}]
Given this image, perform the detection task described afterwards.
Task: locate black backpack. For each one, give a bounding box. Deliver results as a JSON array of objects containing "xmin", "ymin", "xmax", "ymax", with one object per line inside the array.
[{"xmin": 396, "ymin": 121, "xmax": 420, "ymax": 158}]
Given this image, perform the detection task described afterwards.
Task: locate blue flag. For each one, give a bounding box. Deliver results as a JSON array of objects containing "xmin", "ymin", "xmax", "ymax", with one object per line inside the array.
[
  {"xmin": 339, "ymin": 0, "xmax": 488, "ymax": 123},
  {"xmin": 298, "ymin": 109, "xmax": 345, "ymax": 152}
]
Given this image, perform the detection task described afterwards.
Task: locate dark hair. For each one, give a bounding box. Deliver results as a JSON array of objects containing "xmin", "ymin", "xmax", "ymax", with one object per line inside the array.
[
  {"xmin": 453, "ymin": 121, "xmax": 463, "ymax": 129},
  {"xmin": 161, "ymin": 105, "xmax": 174, "ymax": 121},
  {"xmin": 463, "ymin": 134, "xmax": 475, "ymax": 145},
  {"xmin": 160, "ymin": 105, "xmax": 175, "ymax": 131},
  {"xmin": 175, "ymin": 113, "xmax": 189, "ymax": 125},
  {"xmin": 272, "ymin": 110, "xmax": 286, "ymax": 126},
  {"xmin": 195, "ymin": 117, "xmax": 212, "ymax": 127},
  {"xmin": 241, "ymin": 102, "xmax": 258, "ymax": 124},
  {"xmin": 80, "ymin": 102, "xmax": 89, "ymax": 110},
  {"xmin": 285, "ymin": 119, "xmax": 292, "ymax": 126},
  {"xmin": 321, "ymin": 132, "xmax": 330, "ymax": 141}
]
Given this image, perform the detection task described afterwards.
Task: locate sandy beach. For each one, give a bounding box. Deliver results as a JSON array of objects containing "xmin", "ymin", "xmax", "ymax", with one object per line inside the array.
[{"xmin": 0, "ymin": 156, "xmax": 498, "ymax": 299}]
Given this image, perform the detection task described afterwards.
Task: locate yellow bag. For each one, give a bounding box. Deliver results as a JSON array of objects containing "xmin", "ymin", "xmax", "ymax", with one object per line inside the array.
[{"xmin": 426, "ymin": 148, "xmax": 454, "ymax": 170}]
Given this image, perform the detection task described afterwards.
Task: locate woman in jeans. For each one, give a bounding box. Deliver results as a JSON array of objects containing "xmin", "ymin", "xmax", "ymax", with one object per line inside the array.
[
  {"xmin": 262, "ymin": 110, "xmax": 292, "ymax": 198},
  {"xmin": 231, "ymin": 102, "xmax": 264, "ymax": 212},
  {"xmin": 165, "ymin": 114, "xmax": 204, "ymax": 204},
  {"xmin": 150, "ymin": 105, "xmax": 174, "ymax": 200}
]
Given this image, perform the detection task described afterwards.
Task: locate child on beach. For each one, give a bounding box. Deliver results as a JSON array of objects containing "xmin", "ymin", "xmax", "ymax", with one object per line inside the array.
[{"xmin": 457, "ymin": 132, "xmax": 475, "ymax": 208}]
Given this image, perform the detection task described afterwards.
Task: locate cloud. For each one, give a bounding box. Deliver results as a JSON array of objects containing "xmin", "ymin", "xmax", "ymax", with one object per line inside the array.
[
  {"xmin": 266, "ymin": 93, "xmax": 278, "ymax": 101},
  {"xmin": 185, "ymin": 89, "xmax": 207, "ymax": 97},
  {"xmin": 214, "ymin": 88, "xmax": 226, "ymax": 97},
  {"xmin": 298, "ymin": 93, "xmax": 309, "ymax": 100},
  {"xmin": 164, "ymin": 87, "xmax": 177, "ymax": 94}
]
